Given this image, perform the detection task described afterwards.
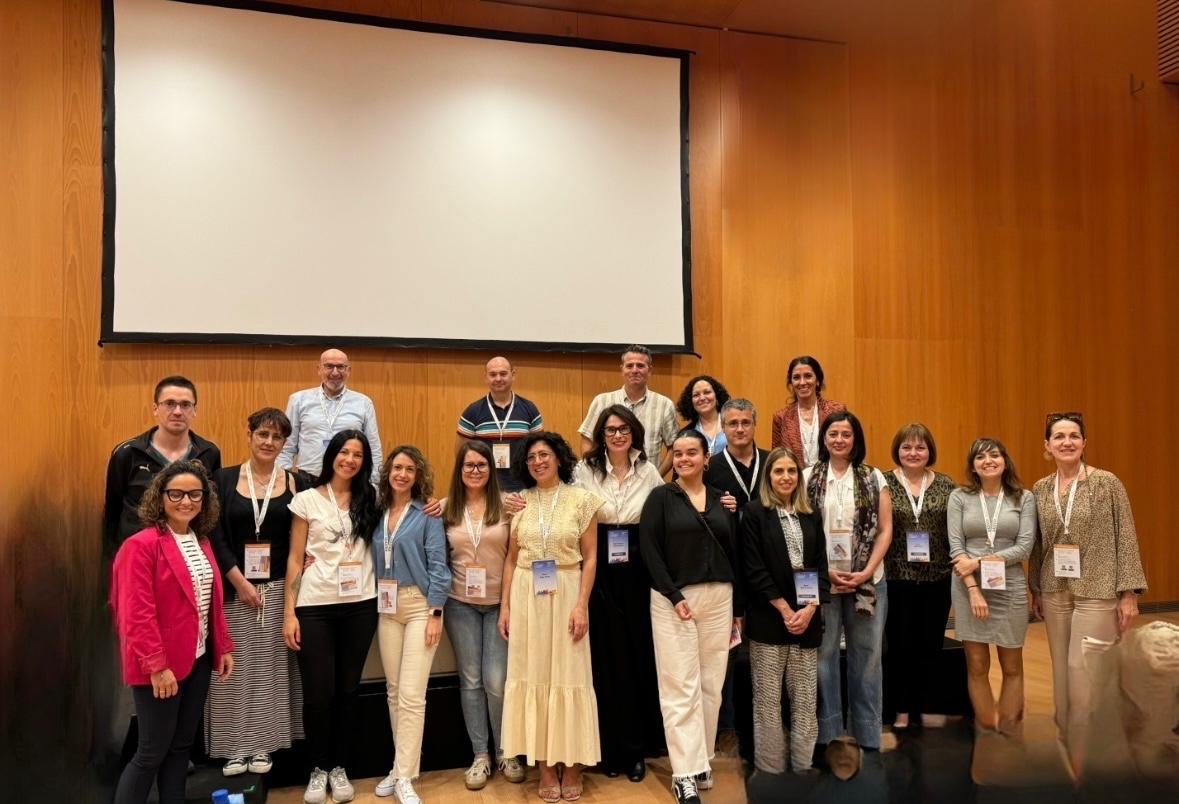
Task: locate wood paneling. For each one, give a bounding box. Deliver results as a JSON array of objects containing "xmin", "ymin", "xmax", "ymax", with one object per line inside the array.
[{"xmin": 3, "ymin": 0, "xmax": 1178, "ymax": 794}]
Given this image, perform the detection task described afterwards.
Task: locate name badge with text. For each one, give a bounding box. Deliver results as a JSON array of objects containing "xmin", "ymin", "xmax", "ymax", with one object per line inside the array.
[
  {"xmin": 828, "ymin": 529, "xmax": 852, "ymax": 572},
  {"xmin": 493, "ymin": 443, "xmax": 512, "ymax": 470},
  {"xmin": 1053, "ymin": 544, "xmax": 1081, "ymax": 578},
  {"xmin": 338, "ymin": 561, "xmax": 363, "ymax": 598},
  {"xmin": 244, "ymin": 542, "xmax": 271, "ymax": 580},
  {"xmin": 532, "ymin": 559, "xmax": 558, "ymax": 596},
  {"xmin": 794, "ymin": 570, "xmax": 820, "ymax": 606},
  {"xmin": 980, "ymin": 557, "xmax": 1007, "ymax": 590},
  {"xmin": 378, "ymin": 578, "xmax": 398, "ymax": 613},
  {"xmin": 465, "ymin": 565, "xmax": 487, "ymax": 599},
  {"xmin": 906, "ymin": 531, "xmax": 930, "ymax": 563},
  {"xmin": 607, "ymin": 529, "xmax": 630, "ymax": 564}
]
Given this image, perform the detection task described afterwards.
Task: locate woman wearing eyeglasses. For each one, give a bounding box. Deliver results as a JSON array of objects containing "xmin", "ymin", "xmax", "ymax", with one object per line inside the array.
[
  {"xmin": 499, "ymin": 432, "xmax": 603, "ymax": 802},
  {"xmin": 1030, "ymin": 412, "xmax": 1147, "ymax": 775},
  {"xmin": 572, "ymin": 406, "xmax": 664, "ymax": 783},
  {"xmin": 441, "ymin": 441, "xmax": 526, "ymax": 791},
  {"xmin": 111, "ymin": 461, "xmax": 235, "ymax": 804}
]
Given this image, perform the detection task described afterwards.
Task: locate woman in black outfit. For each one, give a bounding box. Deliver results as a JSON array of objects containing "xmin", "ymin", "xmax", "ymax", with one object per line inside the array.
[
  {"xmin": 640, "ymin": 429, "xmax": 743, "ymax": 804},
  {"xmin": 206, "ymin": 408, "xmax": 304, "ymax": 776},
  {"xmin": 741, "ymin": 447, "xmax": 828, "ymax": 774}
]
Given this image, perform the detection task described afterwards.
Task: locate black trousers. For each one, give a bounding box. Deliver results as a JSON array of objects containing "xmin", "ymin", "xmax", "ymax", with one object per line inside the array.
[
  {"xmin": 589, "ymin": 525, "xmax": 664, "ymax": 771},
  {"xmin": 114, "ymin": 651, "xmax": 212, "ymax": 804},
  {"xmin": 883, "ymin": 576, "xmax": 952, "ymax": 718},
  {"xmin": 295, "ymin": 600, "xmax": 378, "ymax": 772}
]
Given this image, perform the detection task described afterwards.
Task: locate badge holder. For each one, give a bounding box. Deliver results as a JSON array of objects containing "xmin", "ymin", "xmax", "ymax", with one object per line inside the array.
[
  {"xmin": 338, "ymin": 561, "xmax": 363, "ymax": 598},
  {"xmin": 1053, "ymin": 544, "xmax": 1081, "ymax": 578},
  {"xmin": 493, "ymin": 443, "xmax": 512, "ymax": 469},
  {"xmin": 378, "ymin": 578, "xmax": 399, "ymax": 613},
  {"xmin": 794, "ymin": 569, "xmax": 820, "ymax": 606},
  {"xmin": 532, "ymin": 559, "xmax": 558, "ymax": 596},
  {"xmin": 905, "ymin": 531, "xmax": 930, "ymax": 563},
  {"xmin": 607, "ymin": 529, "xmax": 630, "ymax": 564},
  {"xmin": 244, "ymin": 542, "xmax": 271, "ymax": 580},
  {"xmin": 980, "ymin": 557, "xmax": 1006, "ymax": 590},
  {"xmin": 465, "ymin": 564, "xmax": 487, "ymax": 599}
]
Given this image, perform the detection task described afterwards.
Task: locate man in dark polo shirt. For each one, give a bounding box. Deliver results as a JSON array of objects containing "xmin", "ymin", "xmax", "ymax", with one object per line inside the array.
[{"xmin": 456, "ymin": 356, "xmax": 543, "ymax": 492}]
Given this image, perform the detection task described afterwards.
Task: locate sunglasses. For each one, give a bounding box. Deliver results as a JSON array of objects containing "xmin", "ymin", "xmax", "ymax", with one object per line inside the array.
[{"xmin": 1045, "ymin": 411, "xmax": 1084, "ymax": 429}]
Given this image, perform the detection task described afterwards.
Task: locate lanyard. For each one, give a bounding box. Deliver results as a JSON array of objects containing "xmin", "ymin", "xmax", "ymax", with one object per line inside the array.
[
  {"xmin": 486, "ymin": 393, "xmax": 516, "ymax": 440},
  {"xmin": 319, "ymin": 387, "xmax": 347, "ymax": 432},
  {"xmin": 722, "ymin": 448, "xmax": 760, "ymax": 501},
  {"xmin": 798, "ymin": 406, "xmax": 819, "ymax": 464},
  {"xmin": 324, "ymin": 484, "xmax": 352, "ymax": 546},
  {"xmin": 1053, "ymin": 465, "xmax": 1084, "ymax": 537},
  {"xmin": 894, "ymin": 469, "xmax": 929, "ymax": 521},
  {"xmin": 979, "ymin": 492, "xmax": 1005, "ymax": 548},
  {"xmin": 828, "ymin": 465, "xmax": 852, "ymax": 527},
  {"xmin": 463, "ymin": 505, "xmax": 485, "ymax": 553},
  {"xmin": 382, "ymin": 504, "xmax": 412, "ymax": 576},
  {"xmin": 536, "ymin": 484, "xmax": 562, "ymax": 558},
  {"xmin": 245, "ymin": 463, "xmax": 278, "ymax": 536}
]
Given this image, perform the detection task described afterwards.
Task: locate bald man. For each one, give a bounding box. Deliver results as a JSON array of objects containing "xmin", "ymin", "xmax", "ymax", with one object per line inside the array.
[
  {"xmin": 457, "ymin": 356, "xmax": 543, "ymax": 492},
  {"xmin": 279, "ymin": 348, "xmax": 383, "ymax": 482}
]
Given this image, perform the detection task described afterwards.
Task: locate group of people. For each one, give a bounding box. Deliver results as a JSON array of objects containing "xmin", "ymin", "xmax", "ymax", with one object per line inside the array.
[{"xmin": 103, "ymin": 347, "xmax": 1148, "ymax": 804}]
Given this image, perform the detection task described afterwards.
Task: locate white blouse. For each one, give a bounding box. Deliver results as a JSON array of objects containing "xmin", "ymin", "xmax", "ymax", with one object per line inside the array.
[
  {"xmin": 172, "ymin": 530, "xmax": 213, "ymax": 657},
  {"xmin": 571, "ymin": 452, "xmax": 664, "ymax": 525}
]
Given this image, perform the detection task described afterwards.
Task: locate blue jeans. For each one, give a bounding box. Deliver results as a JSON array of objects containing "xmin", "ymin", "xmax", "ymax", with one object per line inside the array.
[
  {"xmin": 817, "ymin": 581, "xmax": 888, "ymax": 748},
  {"xmin": 445, "ymin": 598, "xmax": 508, "ymax": 755}
]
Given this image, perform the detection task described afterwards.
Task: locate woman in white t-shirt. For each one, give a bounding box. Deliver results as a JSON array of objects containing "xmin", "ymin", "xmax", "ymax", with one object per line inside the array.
[
  {"xmin": 283, "ymin": 430, "xmax": 379, "ymax": 804},
  {"xmin": 802, "ymin": 412, "xmax": 893, "ymax": 751}
]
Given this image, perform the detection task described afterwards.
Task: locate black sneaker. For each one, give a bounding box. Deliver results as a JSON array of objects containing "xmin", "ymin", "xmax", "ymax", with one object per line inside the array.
[{"xmin": 671, "ymin": 774, "xmax": 702, "ymax": 804}]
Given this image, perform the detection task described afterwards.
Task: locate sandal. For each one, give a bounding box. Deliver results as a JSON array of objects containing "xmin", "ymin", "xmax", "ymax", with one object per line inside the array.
[
  {"xmin": 561, "ymin": 768, "xmax": 583, "ymax": 801},
  {"xmin": 539, "ymin": 774, "xmax": 562, "ymax": 803}
]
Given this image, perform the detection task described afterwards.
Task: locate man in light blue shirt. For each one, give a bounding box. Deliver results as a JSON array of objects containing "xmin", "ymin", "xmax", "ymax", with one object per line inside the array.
[{"xmin": 279, "ymin": 348, "xmax": 383, "ymax": 482}]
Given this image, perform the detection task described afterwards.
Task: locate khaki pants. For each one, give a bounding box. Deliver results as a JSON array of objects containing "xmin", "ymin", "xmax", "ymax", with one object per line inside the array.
[
  {"xmin": 378, "ymin": 585, "xmax": 439, "ymax": 779},
  {"xmin": 650, "ymin": 583, "xmax": 733, "ymax": 777},
  {"xmin": 1041, "ymin": 590, "xmax": 1118, "ymax": 771}
]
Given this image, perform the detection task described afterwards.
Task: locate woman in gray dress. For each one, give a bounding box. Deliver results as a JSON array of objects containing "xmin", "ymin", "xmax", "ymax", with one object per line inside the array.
[{"xmin": 947, "ymin": 438, "xmax": 1035, "ymax": 735}]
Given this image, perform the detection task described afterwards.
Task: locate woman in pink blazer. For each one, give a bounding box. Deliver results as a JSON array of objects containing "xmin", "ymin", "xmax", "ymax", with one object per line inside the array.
[
  {"xmin": 771, "ymin": 356, "xmax": 847, "ymax": 468},
  {"xmin": 111, "ymin": 460, "xmax": 235, "ymax": 804}
]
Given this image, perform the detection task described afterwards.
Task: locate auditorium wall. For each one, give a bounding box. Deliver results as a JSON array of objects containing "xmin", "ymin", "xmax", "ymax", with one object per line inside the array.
[{"xmin": 2, "ymin": 0, "xmax": 1176, "ymax": 781}]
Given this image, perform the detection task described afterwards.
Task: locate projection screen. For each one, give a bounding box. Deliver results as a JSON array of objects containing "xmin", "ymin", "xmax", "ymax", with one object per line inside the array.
[{"xmin": 102, "ymin": 0, "xmax": 693, "ymax": 352}]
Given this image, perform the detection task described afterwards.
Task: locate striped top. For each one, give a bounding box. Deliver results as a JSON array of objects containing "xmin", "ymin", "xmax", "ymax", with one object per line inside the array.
[
  {"xmin": 172, "ymin": 530, "xmax": 214, "ymax": 658},
  {"xmin": 457, "ymin": 393, "xmax": 543, "ymax": 491}
]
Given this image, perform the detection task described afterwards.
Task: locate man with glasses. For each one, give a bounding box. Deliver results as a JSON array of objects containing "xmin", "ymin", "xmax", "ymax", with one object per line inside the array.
[
  {"xmin": 704, "ymin": 399, "xmax": 769, "ymax": 511},
  {"xmin": 279, "ymin": 348, "xmax": 383, "ymax": 483},
  {"xmin": 579, "ymin": 344, "xmax": 678, "ymax": 476},
  {"xmin": 457, "ymin": 356, "xmax": 543, "ymax": 492},
  {"xmin": 103, "ymin": 375, "xmax": 222, "ymax": 558}
]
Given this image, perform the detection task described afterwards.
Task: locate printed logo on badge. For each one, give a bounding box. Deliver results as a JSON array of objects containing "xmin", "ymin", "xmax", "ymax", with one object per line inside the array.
[
  {"xmin": 492, "ymin": 443, "xmax": 512, "ymax": 470},
  {"xmin": 794, "ymin": 570, "xmax": 820, "ymax": 606},
  {"xmin": 980, "ymin": 557, "xmax": 1006, "ymax": 590},
  {"xmin": 465, "ymin": 565, "xmax": 487, "ymax": 599},
  {"xmin": 607, "ymin": 529, "xmax": 630, "ymax": 564},
  {"xmin": 532, "ymin": 559, "xmax": 558, "ymax": 596},
  {"xmin": 1053, "ymin": 544, "xmax": 1081, "ymax": 578},
  {"xmin": 905, "ymin": 531, "xmax": 930, "ymax": 563},
  {"xmin": 244, "ymin": 542, "xmax": 271, "ymax": 580},
  {"xmin": 378, "ymin": 578, "xmax": 398, "ymax": 613},
  {"xmin": 338, "ymin": 561, "xmax": 363, "ymax": 598}
]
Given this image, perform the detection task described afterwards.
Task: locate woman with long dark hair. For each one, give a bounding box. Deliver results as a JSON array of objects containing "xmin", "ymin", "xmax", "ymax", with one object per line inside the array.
[
  {"xmin": 283, "ymin": 430, "xmax": 379, "ymax": 804},
  {"xmin": 771, "ymin": 356, "xmax": 846, "ymax": 468}
]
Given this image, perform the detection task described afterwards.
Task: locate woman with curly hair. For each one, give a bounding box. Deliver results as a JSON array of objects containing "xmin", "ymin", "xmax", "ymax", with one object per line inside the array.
[
  {"xmin": 676, "ymin": 375, "xmax": 731, "ymax": 456},
  {"xmin": 499, "ymin": 432, "xmax": 603, "ymax": 802},
  {"xmin": 111, "ymin": 460, "xmax": 235, "ymax": 804},
  {"xmin": 370, "ymin": 445, "xmax": 451, "ymax": 803}
]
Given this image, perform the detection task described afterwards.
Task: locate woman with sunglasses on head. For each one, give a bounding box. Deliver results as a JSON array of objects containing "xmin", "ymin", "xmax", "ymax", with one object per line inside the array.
[
  {"xmin": 677, "ymin": 376, "xmax": 732, "ymax": 456},
  {"xmin": 1030, "ymin": 412, "xmax": 1147, "ymax": 775},
  {"xmin": 283, "ymin": 430, "xmax": 379, "ymax": 804},
  {"xmin": 442, "ymin": 440, "xmax": 526, "ymax": 791},
  {"xmin": 772, "ymin": 356, "xmax": 846, "ymax": 468},
  {"xmin": 499, "ymin": 432, "xmax": 603, "ymax": 802},
  {"xmin": 111, "ymin": 461, "xmax": 235, "ymax": 804},
  {"xmin": 641, "ymin": 429, "xmax": 744, "ymax": 804},
  {"xmin": 370, "ymin": 446, "xmax": 451, "ymax": 804},
  {"xmin": 948, "ymin": 438, "xmax": 1035, "ymax": 736},
  {"xmin": 572, "ymin": 405, "xmax": 664, "ymax": 783},
  {"xmin": 802, "ymin": 411, "xmax": 892, "ymax": 752},
  {"xmin": 206, "ymin": 408, "xmax": 304, "ymax": 778}
]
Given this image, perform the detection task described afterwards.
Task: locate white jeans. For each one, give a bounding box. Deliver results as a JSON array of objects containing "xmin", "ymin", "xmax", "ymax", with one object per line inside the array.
[
  {"xmin": 650, "ymin": 583, "xmax": 733, "ymax": 777},
  {"xmin": 378, "ymin": 586, "xmax": 439, "ymax": 779},
  {"xmin": 1041, "ymin": 590, "xmax": 1118, "ymax": 771}
]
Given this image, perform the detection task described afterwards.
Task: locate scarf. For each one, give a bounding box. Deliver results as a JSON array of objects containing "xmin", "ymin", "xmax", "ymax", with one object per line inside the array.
[{"xmin": 806, "ymin": 461, "xmax": 881, "ymax": 615}]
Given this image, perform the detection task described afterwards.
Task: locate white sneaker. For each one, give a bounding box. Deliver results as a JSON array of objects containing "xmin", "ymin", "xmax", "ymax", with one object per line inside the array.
[
  {"xmin": 248, "ymin": 753, "xmax": 273, "ymax": 774},
  {"xmin": 304, "ymin": 768, "xmax": 329, "ymax": 804},
  {"xmin": 375, "ymin": 771, "xmax": 398, "ymax": 797},
  {"xmin": 465, "ymin": 754, "xmax": 492, "ymax": 790},
  {"xmin": 498, "ymin": 754, "xmax": 526, "ymax": 783},
  {"xmin": 695, "ymin": 769, "xmax": 714, "ymax": 790},
  {"xmin": 223, "ymin": 757, "xmax": 248, "ymax": 777},
  {"xmin": 328, "ymin": 766, "xmax": 354, "ymax": 803},
  {"xmin": 392, "ymin": 777, "xmax": 422, "ymax": 804}
]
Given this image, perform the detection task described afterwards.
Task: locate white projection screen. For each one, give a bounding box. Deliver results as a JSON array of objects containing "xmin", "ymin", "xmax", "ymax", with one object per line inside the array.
[{"xmin": 102, "ymin": 0, "xmax": 693, "ymax": 352}]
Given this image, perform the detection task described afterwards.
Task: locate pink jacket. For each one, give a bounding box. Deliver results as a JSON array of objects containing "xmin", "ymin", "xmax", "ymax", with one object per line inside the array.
[{"xmin": 111, "ymin": 525, "xmax": 234, "ymax": 686}]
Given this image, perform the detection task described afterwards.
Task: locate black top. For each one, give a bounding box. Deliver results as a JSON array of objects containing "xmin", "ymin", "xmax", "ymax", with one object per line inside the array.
[
  {"xmin": 704, "ymin": 446, "xmax": 770, "ymax": 507},
  {"xmin": 740, "ymin": 499, "xmax": 829, "ymax": 647},
  {"xmin": 102, "ymin": 427, "xmax": 222, "ymax": 560},
  {"xmin": 211, "ymin": 465, "xmax": 303, "ymax": 600},
  {"xmin": 639, "ymin": 483, "xmax": 744, "ymax": 615}
]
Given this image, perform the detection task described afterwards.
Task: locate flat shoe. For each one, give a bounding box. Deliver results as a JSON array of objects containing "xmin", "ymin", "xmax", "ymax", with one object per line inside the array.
[{"xmin": 627, "ymin": 761, "xmax": 646, "ymax": 783}]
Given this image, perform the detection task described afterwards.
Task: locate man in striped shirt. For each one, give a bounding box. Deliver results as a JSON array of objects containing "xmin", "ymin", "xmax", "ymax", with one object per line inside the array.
[{"xmin": 457, "ymin": 356, "xmax": 544, "ymax": 492}]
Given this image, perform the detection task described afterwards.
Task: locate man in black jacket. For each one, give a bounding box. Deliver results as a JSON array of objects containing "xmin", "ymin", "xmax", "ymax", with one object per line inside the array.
[
  {"xmin": 102, "ymin": 375, "xmax": 222, "ymax": 559},
  {"xmin": 704, "ymin": 398, "xmax": 769, "ymax": 511}
]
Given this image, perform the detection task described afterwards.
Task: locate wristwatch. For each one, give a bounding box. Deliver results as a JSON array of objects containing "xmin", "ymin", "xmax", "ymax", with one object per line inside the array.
[{"xmin": 430, "ymin": 608, "xmax": 443, "ymax": 618}]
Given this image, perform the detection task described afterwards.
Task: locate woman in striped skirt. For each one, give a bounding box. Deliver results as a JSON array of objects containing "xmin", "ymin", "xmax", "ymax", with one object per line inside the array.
[{"xmin": 205, "ymin": 408, "xmax": 305, "ymax": 776}]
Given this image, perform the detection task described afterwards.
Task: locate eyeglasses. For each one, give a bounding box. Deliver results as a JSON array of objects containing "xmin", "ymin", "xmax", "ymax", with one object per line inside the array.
[
  {"xmin": 604, "ymin": 426, "xmax": 631, "ymax": 437},
  {"xmin": 1046, "ymin": 411, "xmax": 1084, "ymax": 428},
  {"xmin": 525, "ymin": 451, "xmax": 555, "ymax": 464},
  {"xmin": 157, "ymin": 400, "xmax": 195, "ymax": 411},
  {"xmin": 322, "ymin": 363, "xmax": 350, "ymax": 373},
  {"xmin": 164, "ymin": 489, "xmax": 205, "ymax": 502},
  {"xmin": 462, "ymin": 463, "xmax": 489, "ymax": 474}
]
